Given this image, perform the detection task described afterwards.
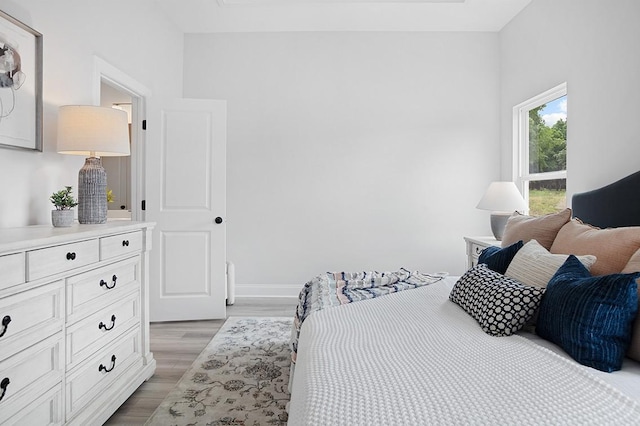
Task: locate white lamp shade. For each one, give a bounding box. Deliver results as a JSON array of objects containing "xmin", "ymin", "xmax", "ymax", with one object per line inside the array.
[
  {"xmin": 476, "ymin": 181, "xmax": 526, "ymax": 212},
  {"xmin": 57, "ymin": 105, "xmax": 130, "ymax": 157}
]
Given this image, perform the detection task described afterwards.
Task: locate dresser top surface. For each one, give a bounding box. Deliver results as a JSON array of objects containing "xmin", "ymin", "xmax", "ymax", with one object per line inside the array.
[{"xmin": 0, "ymin": 221, "xmax": 154, "ymax": 253}]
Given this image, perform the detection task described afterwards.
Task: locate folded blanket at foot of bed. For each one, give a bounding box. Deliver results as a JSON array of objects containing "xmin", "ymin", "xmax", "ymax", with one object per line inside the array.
[{"xmin": 290, "ymin": 268, "xmax": 447, "ymax": 364}]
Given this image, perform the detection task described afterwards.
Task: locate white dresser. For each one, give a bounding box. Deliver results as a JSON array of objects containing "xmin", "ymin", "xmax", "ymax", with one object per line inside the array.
[{"xmin": 0, "ymin": 221, "xmax": 155, "ymax": 425}]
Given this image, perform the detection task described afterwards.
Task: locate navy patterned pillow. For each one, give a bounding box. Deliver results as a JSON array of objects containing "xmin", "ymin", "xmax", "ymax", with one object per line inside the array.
[
  {"xmin": 450, "ymin": 264, "xmax": 545, "ymax": 336},
  {"xmin": 537, "ymin": 255, "xmax": 639, "ymax": 372},
  {"xmin": 478, "ymin": 240, "xmax": 524, "ymax": 274}
]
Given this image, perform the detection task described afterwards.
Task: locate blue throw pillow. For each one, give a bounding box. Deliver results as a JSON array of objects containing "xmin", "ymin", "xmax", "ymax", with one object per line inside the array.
[
  {"xmin": 477, "ymin": 240, "xmax": 523, "ymax": 274},
  {"xmin": 536, "ymin": 255, "xmax": 639, "ymax": 372}
]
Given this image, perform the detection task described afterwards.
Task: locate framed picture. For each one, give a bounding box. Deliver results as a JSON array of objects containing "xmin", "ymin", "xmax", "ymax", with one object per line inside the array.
[{"xmin": 0, "ymin": 10, "xmax": 42, "ymax": 151}]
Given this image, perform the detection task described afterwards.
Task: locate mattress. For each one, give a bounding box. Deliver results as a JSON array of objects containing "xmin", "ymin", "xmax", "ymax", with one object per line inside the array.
[{"xmin": 288, "ymin": 277, "xmax": 640, "ymax": 425}]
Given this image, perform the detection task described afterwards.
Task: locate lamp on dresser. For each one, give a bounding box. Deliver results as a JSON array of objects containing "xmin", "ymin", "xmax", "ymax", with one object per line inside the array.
[
  {"xmin": 57, "ymin": 105, "xmax": 130, "ymax": 224},
  {"xmin": 476, "ymin": 181, "xmax": 526, "ymax": 240}
]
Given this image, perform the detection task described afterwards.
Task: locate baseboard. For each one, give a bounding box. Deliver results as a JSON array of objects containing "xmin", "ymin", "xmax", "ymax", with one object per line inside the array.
[{"xmin": 235, "ymin": 283, "xmax": 300, "ymax": 298}]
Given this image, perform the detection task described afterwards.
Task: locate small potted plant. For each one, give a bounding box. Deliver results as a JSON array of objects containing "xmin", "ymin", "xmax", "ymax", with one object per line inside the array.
[{"xmin": 50, "ymin": 186, "xmax": 78, "ymax": 227}]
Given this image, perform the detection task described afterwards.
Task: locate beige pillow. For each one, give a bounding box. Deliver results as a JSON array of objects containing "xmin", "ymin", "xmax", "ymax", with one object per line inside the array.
[
  {"xmin": 505, "ymin": 239, "xmax": 596, "ymax": 288},
  {"xmin": 550, "ymin": 219, "xmax": 640, "ymax": 276},
  {"xmin": 501, "ymin": 208, "xmax": 571, "ymax": 251},
  {"xmin": 622, "ymin": 248, "xmax": 640, "ymax": 274},
  {"xmin": 621, "ymin": 249, "xmax": 640, "ymax": 362}
]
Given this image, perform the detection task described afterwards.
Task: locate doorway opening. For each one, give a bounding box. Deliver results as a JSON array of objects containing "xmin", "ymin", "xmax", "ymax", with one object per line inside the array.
[
  {"xmin": 101, "ymin": 82, "xmax": 132, "ymax": 218},
  {"xmin": 93, "ymin": 56, "xmax": 150, "ymax": 221}
]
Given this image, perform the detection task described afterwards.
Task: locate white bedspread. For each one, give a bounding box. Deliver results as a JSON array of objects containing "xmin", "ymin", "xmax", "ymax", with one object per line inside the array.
[{"xmin": 288, "ymin": 277, "xmax": 640, "ymax": 425}]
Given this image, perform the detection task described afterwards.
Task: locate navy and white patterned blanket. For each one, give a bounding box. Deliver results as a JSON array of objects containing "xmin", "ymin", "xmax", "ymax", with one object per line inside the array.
[{"xmin": 290, "ymin": 268, "xmax": 447, "ymax": 363}]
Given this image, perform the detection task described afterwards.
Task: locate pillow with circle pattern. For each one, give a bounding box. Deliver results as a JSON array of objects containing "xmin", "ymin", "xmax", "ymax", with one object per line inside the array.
[{"xmin": 450, "ymin": 263, "xmax": 546, "ymax": 336}]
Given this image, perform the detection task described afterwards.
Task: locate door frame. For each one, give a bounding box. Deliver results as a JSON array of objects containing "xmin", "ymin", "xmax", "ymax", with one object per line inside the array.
[{"xmin": 92, "ymin": 56, "xmax": 151, "ymax": 221}]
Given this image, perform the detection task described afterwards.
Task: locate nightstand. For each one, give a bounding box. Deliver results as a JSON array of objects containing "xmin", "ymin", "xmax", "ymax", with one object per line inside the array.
[{"xmin": 464, "ymin": 236, "xmax": 500, "ymax": 269}]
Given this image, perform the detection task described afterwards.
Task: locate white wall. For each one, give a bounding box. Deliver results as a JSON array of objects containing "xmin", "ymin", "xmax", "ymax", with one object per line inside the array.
[
  {"xmin": 500, "ymin": 0, "xmax": 640, "ymax": 197},
  {"xmin": 0, "ymin": 0, "xmax": 183, "ymax": 227},
  {"xmin": 184, "ymin": 32, "xmax": 501, "ymax": 295}
]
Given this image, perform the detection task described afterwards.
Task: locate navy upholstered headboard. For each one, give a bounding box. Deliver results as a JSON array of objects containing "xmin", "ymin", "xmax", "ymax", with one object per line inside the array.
[{"xmin": 572, "ymin": 170, "xmax": 640, "ymax": 229}]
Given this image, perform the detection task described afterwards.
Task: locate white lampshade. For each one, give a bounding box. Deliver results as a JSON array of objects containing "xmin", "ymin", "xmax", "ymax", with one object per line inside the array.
[
  {"xmin": 56, "ymin": 105, "xmax": 130, "ymax": 225},
  {"xmin": 476, "ymin": 181, "xmax": 526, "ymax": 213},
  {"xmin": 57, "ymin": 105, "xmax": 130, "ymax": 157}
]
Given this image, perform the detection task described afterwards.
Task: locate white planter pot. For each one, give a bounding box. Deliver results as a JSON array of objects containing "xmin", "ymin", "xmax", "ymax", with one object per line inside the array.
[{"xmin": 52, "ymin": 209, "xmax": 75, "ymax": 227}]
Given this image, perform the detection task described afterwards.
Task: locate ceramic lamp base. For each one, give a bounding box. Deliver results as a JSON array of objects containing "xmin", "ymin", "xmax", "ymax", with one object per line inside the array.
[
  {"xmin": 78, "ymin": 157, "xmax": 107, "ymax": 224},
  {"xmin": 490, "ymin": 212, "xmax": 512, "ymax": 241}
]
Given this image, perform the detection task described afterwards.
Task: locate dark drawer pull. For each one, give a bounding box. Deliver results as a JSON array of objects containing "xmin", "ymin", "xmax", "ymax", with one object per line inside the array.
[
  {"xmin": 99, "ymin": 275, "xmax": 118, "ymax": 290},
  {"xmin": 99, "ymin": 314, "xmax": 116, "ymax": 331},
  {"xmin": 66, "ymin": 252, "xmax": 77, "ymax": 260},
  {"xmin": 122, "ymin": 240, "xmax": 130, "ymax": 247},
  {"xmin": 0, "ymin": 316, "xmax": 11, "ymax": 338},
  {"xmin": 0, "ymin": 377, "xmax": 9, "ymax": 402},
  {"xmin": 99, "ymin": 355, "xmax": 117, "ymax": 373},
  {"xmin": 475, "ymin": 247, "xmax": 483, "ymax": 255}
]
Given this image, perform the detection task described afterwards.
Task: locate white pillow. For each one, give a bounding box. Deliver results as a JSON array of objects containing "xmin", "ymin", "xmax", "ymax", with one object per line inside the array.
[{"xmin": 505, "ymin": 239, "xmax": 597, "ymax": 288}]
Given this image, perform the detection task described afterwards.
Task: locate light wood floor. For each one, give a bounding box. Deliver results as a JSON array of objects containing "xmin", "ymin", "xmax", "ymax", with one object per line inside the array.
[{"xmin": 104, "ymin": 297, "xmax": 298, "ymax": 425}]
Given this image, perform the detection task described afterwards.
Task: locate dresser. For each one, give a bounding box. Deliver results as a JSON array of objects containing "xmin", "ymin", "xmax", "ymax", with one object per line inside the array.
[
  {"xmin": 0, "ymin": 221, "xmax": 155, "ymax": 425},
  {"xmin": 463, "ymin": 236, "xmax": 499, "ymax": 269}
]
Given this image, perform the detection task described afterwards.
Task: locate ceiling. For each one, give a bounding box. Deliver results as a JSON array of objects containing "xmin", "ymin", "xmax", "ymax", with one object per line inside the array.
[{"xmin": 153, "ymin": 0, "xmax": 532, "ymax": 33}]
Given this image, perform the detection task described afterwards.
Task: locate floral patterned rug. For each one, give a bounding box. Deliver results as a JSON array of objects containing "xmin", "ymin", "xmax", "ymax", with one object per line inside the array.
[{"xmin": 146, "ymin": 317, "xmax": 293, "ymax": 426}]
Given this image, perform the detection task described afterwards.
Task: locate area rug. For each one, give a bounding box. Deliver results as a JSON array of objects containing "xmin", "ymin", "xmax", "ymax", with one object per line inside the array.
[{"xmin": 146, "ymin": 317, "xmax": 293, "ymax": 426}]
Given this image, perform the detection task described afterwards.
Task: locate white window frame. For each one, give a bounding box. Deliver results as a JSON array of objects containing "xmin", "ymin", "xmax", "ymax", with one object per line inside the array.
[{"xmin": 512, "ymin": 82, "xmax": 567, "ymax": 213}]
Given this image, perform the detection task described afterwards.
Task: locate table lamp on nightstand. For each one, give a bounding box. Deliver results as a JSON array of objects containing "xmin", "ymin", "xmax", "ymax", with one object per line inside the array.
[
  {"xmin": 57, "ymin": 105, "xmax": 130, "ymax": 224},
  {"xmin": 476, "ymin": 181, "xmax": 526, "ymax": 240}
]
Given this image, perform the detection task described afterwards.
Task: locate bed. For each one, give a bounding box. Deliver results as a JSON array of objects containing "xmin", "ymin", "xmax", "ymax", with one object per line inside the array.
[{"xmin": 288, "ymin": 171, "xmax": 640, "ymax": 425}]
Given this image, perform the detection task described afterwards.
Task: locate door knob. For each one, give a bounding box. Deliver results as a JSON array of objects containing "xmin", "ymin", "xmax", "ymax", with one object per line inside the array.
[{"xmin": 214, "ymin": 217, "xmax": 223, "ymax": 224}]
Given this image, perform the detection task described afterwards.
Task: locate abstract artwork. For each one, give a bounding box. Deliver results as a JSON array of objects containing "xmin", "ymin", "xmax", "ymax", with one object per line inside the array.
[{"xmin": 0, "ymin": 10, "xmax": 42, "ymax": 151}]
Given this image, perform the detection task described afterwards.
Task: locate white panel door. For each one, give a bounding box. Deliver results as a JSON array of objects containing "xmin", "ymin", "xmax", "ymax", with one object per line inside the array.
[{"xmin": 147, "ymin": 99, "xmax": 226, "ymax": 321}]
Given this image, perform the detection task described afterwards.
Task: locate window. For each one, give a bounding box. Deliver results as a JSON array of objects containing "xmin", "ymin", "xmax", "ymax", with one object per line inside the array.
[{"xmin": 513, "ymin": 83, "xmax": 567, "ymax": 216}]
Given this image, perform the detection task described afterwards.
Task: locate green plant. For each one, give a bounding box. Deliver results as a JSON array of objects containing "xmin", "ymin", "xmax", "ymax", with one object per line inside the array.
[{"xmin": 50, "ymin": 186, "xmax": 79, "ymax": 210}]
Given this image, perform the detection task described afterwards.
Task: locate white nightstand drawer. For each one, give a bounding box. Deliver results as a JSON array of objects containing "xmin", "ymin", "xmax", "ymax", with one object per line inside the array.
[
  {"xmin": 66, "ymin": 292, "xmax": 140, "ymax": 368},
  {"xmin": 66, "ymin": 327, "xmax": 142, "ymax": 418},
  {"xmin": 0, "ymin": 253, "xmax": 25, "ymax": 291},
  {"xmin": 470, "ymin": 243, "xmax": 488, "ymax": 258},
  {"xmin": 464, "ymin": 237, "xmax": 499, "ymax": 270},
  {"xmin": 0, "ymin": 282, "xmax": 64, "ymax": 361},
  {"xmin": 0, "ymin": 335, "xmax": 63, "ymax": 417},
  {"xmin": 27, "ymin": 239, "xmax": 99, "ymax": 281},
  {"xmin": 66, "ymin": 256, "xmax": 140, "ymax": 321},
  {"xmin": 100, "ymin": 231, "xmax": 143, "ymax": 261}
]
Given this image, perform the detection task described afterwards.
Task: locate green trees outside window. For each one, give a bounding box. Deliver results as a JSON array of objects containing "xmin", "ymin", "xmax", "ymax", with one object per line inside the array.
[{"xmin": 527, "ymin": 99, "xmax": 567, "ymax": 215}]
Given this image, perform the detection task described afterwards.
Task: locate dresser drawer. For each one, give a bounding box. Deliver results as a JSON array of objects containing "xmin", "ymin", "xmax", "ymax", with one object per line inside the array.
[
  {"xmin": 100, "ymin": 231, "xmax": 142, "ymax": 261},
  {"xmin": 0, "ymin": 335, "xmax": 63, "ymax": 419},
  {"xmin": 0, "ymin": 282, "xmax": 64, "ymax": 361},
  {"xmin": 66, "ymin": 256, "xmax": 140, "ymax": 322},
  {"xmin": 27, "ymin": 239, "xmax": 99, "ymax": 281},
  {"xmin": 0, "ymin": 253, "xmax": 25, "ymax": 291},
  {"xmin": 67, "ymin": 292, "xmax": 140, "ymax": 368},
  {"xmin": 1, "ymin": 384, "xmax": 63, "ymax": 426},
  {"xmin": 66, "ymin": 327, "xmax": 142, "ymax": 418}
]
